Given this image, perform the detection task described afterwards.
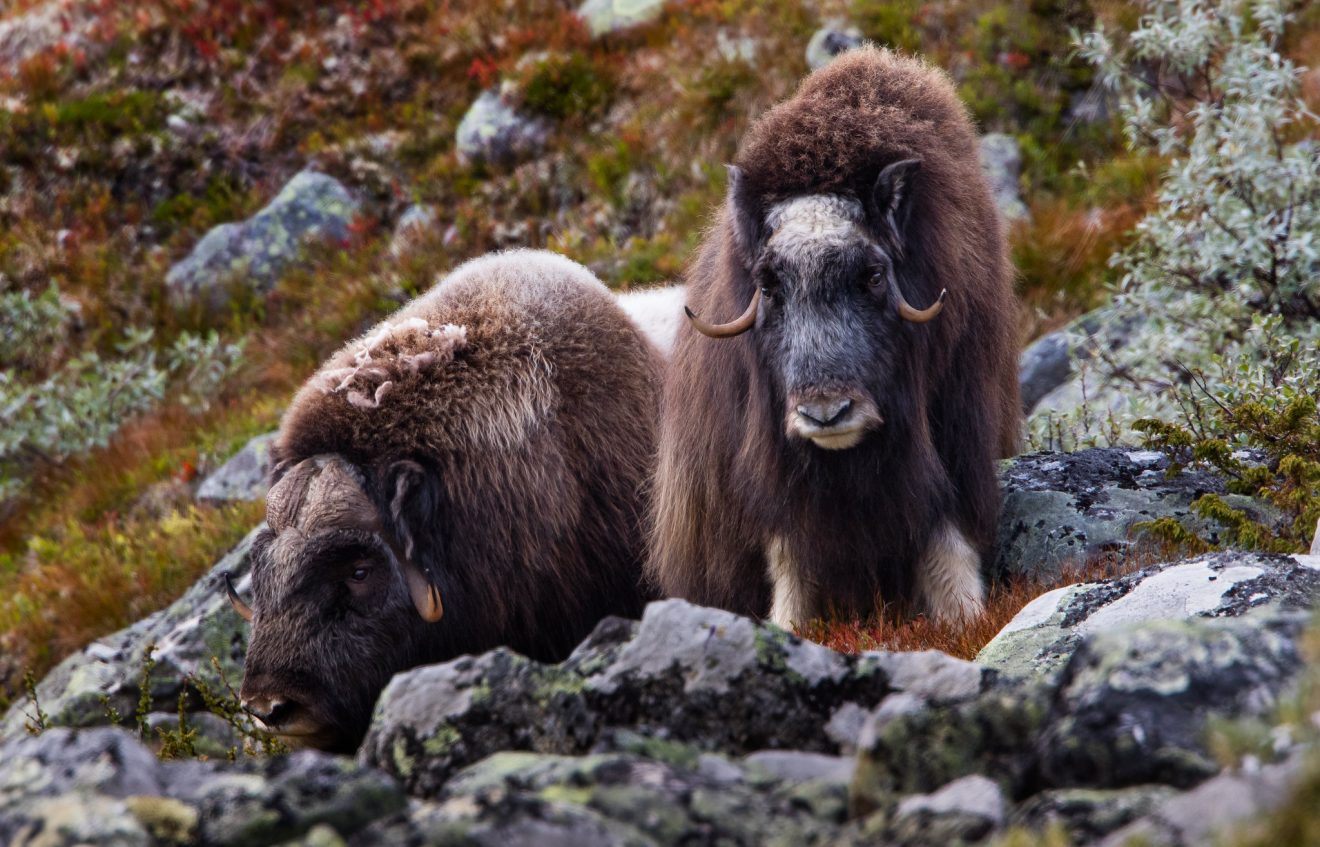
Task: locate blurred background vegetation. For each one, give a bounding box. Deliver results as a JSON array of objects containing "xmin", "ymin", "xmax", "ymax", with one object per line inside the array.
[{"xmin": 0, "ymin": 0, "xmax": 1317, "ymax": 708}]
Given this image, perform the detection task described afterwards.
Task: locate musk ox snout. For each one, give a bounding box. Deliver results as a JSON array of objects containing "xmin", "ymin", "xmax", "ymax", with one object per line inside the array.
[{"xmin": 786, "ymin": 390, "xmax": 882, "ymax": 450}]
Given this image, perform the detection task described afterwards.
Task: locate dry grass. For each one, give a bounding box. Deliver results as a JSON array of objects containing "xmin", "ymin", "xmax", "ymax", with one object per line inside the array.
[{"xmin": 796, "ymin": 543, "xmax": 1173, "ymax": 660}]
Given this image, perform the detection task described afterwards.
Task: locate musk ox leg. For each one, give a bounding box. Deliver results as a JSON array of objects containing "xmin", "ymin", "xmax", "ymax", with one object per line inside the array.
[
  {"xmin": 767, "ymin": 536, "xmax": 812, "ymax": 630},
  {"xmin": 916, "ymin": 523, "xmax": 986, "ymax": 624}
]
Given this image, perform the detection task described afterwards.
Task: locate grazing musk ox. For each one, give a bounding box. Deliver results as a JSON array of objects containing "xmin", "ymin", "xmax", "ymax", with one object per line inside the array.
[
  {"xmin": 225, "ymin": 249, "xmax": 659, "ymax": 752},
  {"xmin": 648, "ymin": 47, "xmax": 1020, "ymax": 628}
]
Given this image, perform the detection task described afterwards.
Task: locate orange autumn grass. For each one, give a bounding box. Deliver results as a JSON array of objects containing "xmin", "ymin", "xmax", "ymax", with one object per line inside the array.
[{"xmin": 797, "ymin": 544, "xmax": 1170, "ymax": 660}]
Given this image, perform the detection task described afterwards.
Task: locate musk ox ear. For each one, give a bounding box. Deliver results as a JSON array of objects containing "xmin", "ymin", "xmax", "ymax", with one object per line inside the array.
[
  {"xmin": 726, "ymin": 165, "xmax": 762, "ymax": 263},
  {"xmin": 386, "ymin": 460, "xmax": 444, "ymax": 623},
  {"xmin": 870, "ymin": 158, "xmax": 921, "ymax": 246}
]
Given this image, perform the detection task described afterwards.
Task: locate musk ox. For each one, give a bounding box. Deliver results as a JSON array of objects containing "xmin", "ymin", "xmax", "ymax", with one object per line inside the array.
[
  {"xmin": 225, "ymin": 249, "xmax": 659, "ymax": 752},
  {"xmin": 647, "ymin": 47, "xmax": 1021, "ymax": 628}
]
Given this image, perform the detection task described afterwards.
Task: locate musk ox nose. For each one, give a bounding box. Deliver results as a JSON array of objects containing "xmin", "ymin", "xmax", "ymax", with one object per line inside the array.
[
  {"xmin": 796, "ymin": 397, "xmax": 852, "ymax": 427},
  {"xmin": 241, "ymin": 695, "xmax": 298, "ymax": 728}
]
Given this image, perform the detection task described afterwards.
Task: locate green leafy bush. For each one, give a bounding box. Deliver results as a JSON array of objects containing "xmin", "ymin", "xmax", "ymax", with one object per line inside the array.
[
  {"xmin": 1030, "ymin": 0, "xmax": 1320, "ymax": 451},
  {"xmin": 0, "ymin": 285, "xmax": 244, "ymax": 501}
]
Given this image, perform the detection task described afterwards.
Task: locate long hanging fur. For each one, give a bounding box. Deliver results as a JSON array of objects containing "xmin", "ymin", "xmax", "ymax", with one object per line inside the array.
[
  {"xmin": 647, "ymin": 47, "xmax": 1021, "ymax": 623},
  {"xmin": 257, "ymin": 250, "xmax": 659, "ymax": 713}
]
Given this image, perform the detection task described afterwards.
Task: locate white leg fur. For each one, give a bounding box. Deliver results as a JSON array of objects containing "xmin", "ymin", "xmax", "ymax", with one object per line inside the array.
[
  {"xmin": 767, "ymin": 536, "xmax": 810, "ymax": 630},
  {"xmin": 916, "ymin": 523, "xmax": 986, "ymax": 624}
]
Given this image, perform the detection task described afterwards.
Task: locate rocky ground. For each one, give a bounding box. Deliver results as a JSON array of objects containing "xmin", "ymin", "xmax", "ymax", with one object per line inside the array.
[{"xmin": 4, "ymin": 448, "xmax": 1318, "ymax": 846}]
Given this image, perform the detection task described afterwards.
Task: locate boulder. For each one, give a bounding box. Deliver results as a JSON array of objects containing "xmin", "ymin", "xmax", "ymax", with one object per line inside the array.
[
  {"xmin": 853, "ymin": 605, "xmax": 1314, "ymax": 831},
  {"xmin": 576, "ymin": 0, "xmax": 667, "ymax": 37},
  {"xmin": 0, "ymin": 727, "xmax": 405, "ymax": 847},
  {"xmin": 993, "ymin": 448, "xmax": 1283, "ymax": 583},
  {"xmin": 979, "ymin": 133, "xmax": 1029, "ymax": 224},
  {"xmin": 890, "ymin": 774, "xmax": 1007, "ymax": 845},
  {"xmin": 196, "ymin": 432, "xmax": 276, "ymax": 503},
  {"xmin": 0, "ymin": 527, "xmax": 262, "ymax": 743},
  {"xmin": 388, "ymin": 204, "xmax": 438, "ymax": 258},
  {"xmin": 455, "ymin": 90, "xmax": 552, "ymax": 166},
  {"xmin": 165, "ymin": 170, "xmax": 359, "ymax": 308},
  {"xmin": 805, "ymin": 20, "xmax": 863, "ymax": 71},
  {"xmin": 977, "ymin": 551, "xmax": 1320, "ymax": 679},
  {"xmin": 360, "ymin": 599, "xmax": 988, "ymax": 796}
]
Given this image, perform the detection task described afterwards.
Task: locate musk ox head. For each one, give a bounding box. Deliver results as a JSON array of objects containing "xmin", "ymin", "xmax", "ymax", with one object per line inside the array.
[
  {"xmin": 224, "ymin": 454, "xmax": 443, "ymax": 753},
  {"xmin": 686, "ymin": 161, "xmax": 943, "ymax": 451}
]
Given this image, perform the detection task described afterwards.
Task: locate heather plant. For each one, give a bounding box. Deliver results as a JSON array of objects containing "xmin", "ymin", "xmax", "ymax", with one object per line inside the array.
[
  {"xmin": 0, "ymin": 285, "xmax": 244, "ymax": 502},
  {"xmin": 1028, "ymin": 0, "xmax": 1320, "ymax": 452}
]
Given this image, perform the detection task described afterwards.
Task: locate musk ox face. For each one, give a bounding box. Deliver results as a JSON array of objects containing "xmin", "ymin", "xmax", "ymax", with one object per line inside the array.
[
  {"xmin": 226, "ymin": 454, "xmax": 443, "ymax": 753},
  {"xmin": 687, "ymin": 159, "xmax": 943, "ymax": 451}
]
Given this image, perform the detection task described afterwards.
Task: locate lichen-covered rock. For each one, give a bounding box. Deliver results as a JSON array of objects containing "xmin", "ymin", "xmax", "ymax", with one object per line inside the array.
[
  {"xmin": 1011, "ymin": 785, "xmax": 1178, "ymax": 844},
  {"xmin": 196, "ymin": 432, "xmax": 276, "ymax": 502},
  {"xmin": 356, "ymin": 748, "xmax": 847, "ymax": 846},
  {"xmin": 1036, "ymin": 610, "xmax": 1308, "ymax": 790},
  {"xmin": 455, "ymin": 90, "xmax": 552, "ymax": 166},
  {"xmin": 977, "ymin": 552, "xmax": 1320, "ymax": 679},
  {"xmin": 0, "ymin": 727, "xmax": 405, "ymax": 847},
  {"xmin": 388, "ymin": 203, "xmax": 438, "ymax": 257},
  {"xmin": 576, "ymin": 0, "xmax": 666, "ymax": 37},
  {"xmin": 0, "ymin": 527, "xmax": 262, "ymax": 742},
  {"xmin": 1098, "ymin": 754, "xmax": 1307, "ymax": 847},
  {"xmin": 165, "ymin": 170, "xmax": 359, "ymax": 307},
  {"xmin": 361, "ymin": 600, "xmax": 988, "ymax": 796},
  {"xmin": 890, "ymin": 774, "xmax": 1007, "ymax": 846},
  {"xmin": 805, "ymin": 20, "xmax": 863, "ymax": 70},
  {"xmin": 980, "ymin": 133, "xmax": 1029, "ymax": 224},
  {"xmin": 993, "ymin": 448, "xmax": 1283, "ymax": 583}
]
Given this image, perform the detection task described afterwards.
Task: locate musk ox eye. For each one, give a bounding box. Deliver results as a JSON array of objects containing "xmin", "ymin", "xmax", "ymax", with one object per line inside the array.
[{"xmin": 350, "ymin": 566, "xmax": 370, "ymax": 583}]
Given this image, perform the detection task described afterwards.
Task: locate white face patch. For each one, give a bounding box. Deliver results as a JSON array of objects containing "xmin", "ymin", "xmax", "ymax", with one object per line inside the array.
[{"xmin": 764, "ymin": 194, "xmax": 867, "ymax": 286}]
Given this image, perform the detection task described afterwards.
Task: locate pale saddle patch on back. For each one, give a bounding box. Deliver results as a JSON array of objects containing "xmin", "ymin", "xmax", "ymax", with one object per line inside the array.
[{"xmin": 916, "ymin": 522, "xmax": 986, "ymax": 624}]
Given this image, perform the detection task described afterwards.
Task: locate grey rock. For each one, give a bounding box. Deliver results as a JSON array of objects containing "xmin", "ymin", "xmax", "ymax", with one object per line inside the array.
[
  {"xmin": 576, "ymin": 0, "xmax": 666, "ymax": 37},
  {"xmin": 455, "ymin": 90, "xmax": 552, "ymax": 166},
  {"xmin": 166, "ymin": 170, "xmax": 359, "ymax": 307},
  {"xmin": 978, "ymin": 552, "xmax": 1320, "ymax": 679},
  {"xmin": 892, "ymin": 774, "xmax": 1007, "ymax": 844},
  {"xmin": 993, "ymin": 448, "xmax": 1283, "ymax": 584},
  {"xmin": 0, "ymin": 726, "xmax": 404, "ymax": 847},
  {"xmin": 196, "ymin": 432, "xmax": 276, "ymax": 502},
  {"xmin": 388, "ymin": 204, "xmax": 438, "ymax": 257},
  {"xmin": 980, "ymin": 133, "xmax": 1029, "ymax": 224},
  {"xmin": 359, "ymin": 748, "xmax": 845, "ymax": 845},
  {"xmin": 361, "ymin": 599, "xmax": 984, "ymax": 796},
  {"xmin": 1, "ymin": 527, "xmax": 263, "ymax": 742},
  {"xmin": 805, "ymin": 20, "xmax": 863, "ymax": 71},
  {"xmin": 1012, "ymin": 785, "xmax": 1179, "ymax": 844},
  {"xmin": 1018, "ymin": 330, "xmax": 1074, "ymax": 414},
  {"xmin": 743, "ymin": 750, "xmax": 854, "ymax": 785},
  {"xmin": 1099, "ymin": 755, "xmax": 1306, "ymax": 847},
  {"xmin": 1036, "ymin": 610, "xmax": 1309, "ymax": 790}
]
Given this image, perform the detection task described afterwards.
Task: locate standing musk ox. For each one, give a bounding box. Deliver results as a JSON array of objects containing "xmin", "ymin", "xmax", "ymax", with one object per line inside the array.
[
  {"xmin": 225, "ymin": 249, "xmax": 659, "ymax": 752},
  {"xmin": 648, "ymin": 47, "xmax": 1021, "ymax": 628}
]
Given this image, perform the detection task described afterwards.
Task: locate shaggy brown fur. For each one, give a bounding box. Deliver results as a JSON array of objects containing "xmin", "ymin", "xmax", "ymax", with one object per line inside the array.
[
  {"xmin": 647, "ymin": 47, "xmax": 1020, "ymax": 625},
  {"xmin": 240, "ymin": 250, "xmax": 660, "ymax": 752}
]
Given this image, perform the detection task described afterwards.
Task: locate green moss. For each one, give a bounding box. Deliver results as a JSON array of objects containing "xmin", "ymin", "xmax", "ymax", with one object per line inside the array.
[
  {"xmin": 422, "ymin": 722, "xmax": 463, "ymax": 756},
  {"xmin": 851, "ymin": 0, "xmax": 923, "ymax": 52},
  {"xmin": 517, "ymin": 52, "xmax": 614, "ymax": 121}
]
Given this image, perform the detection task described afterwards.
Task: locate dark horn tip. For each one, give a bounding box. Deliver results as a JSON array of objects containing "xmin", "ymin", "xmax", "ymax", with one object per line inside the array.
[{"xmin": 684, "ymin": 306, "xmax": 697, "ymax": 319}]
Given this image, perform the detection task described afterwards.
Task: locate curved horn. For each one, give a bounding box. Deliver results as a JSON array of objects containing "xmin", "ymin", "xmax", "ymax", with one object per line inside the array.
[
  {"xmin": 224, "ymin": 572, "xmax": 254, "ymax": 622},
  {"xmin": 893, "ymin": 281, "xmax": 946, "ymax": 323},
  {"xmin": 403, "ymin": 562, "xmax": 444, "ymax": 623},
  {"xmin": 684, "ymin": 288, "xmax": 762, "ymax": 338}
]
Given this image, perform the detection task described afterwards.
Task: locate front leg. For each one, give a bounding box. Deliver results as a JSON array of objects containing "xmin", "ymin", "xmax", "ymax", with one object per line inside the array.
[
  {"xmin": 916, "ymin": 522, "xmax": 986, "ymax": 624},
  {"xmin": 766, "ymin": 536, "xmax": 814, "ymax": 630}
]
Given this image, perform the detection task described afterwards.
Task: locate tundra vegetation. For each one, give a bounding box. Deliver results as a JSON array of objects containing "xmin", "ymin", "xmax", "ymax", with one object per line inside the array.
[{"xmin": 0, "ymin": 0, "xmax": 1316, "ymax": 750}]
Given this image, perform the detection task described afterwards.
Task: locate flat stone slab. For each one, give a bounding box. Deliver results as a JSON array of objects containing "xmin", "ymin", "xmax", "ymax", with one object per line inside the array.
[{"xmin": 977, "ymin": 552, "xmax": 1320, "ymax": 679}]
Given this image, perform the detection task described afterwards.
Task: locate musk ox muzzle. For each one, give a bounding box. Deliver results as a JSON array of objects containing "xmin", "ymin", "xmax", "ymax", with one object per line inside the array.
[{"xmin": 786, "ymin": 390, "xmax": 884, "ymax": 450}]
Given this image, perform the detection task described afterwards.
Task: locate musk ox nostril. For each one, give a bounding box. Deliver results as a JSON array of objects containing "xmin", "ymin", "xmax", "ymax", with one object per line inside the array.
[
  {"xmin": 242, "ymin": 696, "xmax": 296, "ymax": 727},
  {"xmin": 796, "ymin": 397, "xmax": 852, "ymax": 427}
]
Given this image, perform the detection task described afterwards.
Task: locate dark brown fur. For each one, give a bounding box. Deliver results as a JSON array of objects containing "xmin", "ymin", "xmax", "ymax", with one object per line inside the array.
[
  {"xmin": 241, "ymin": 250, "xmax": 660, "ymax": 751},
  {"xmin": 647, "ymin": 47, "xmax": 1020, "ymax": 622}
]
